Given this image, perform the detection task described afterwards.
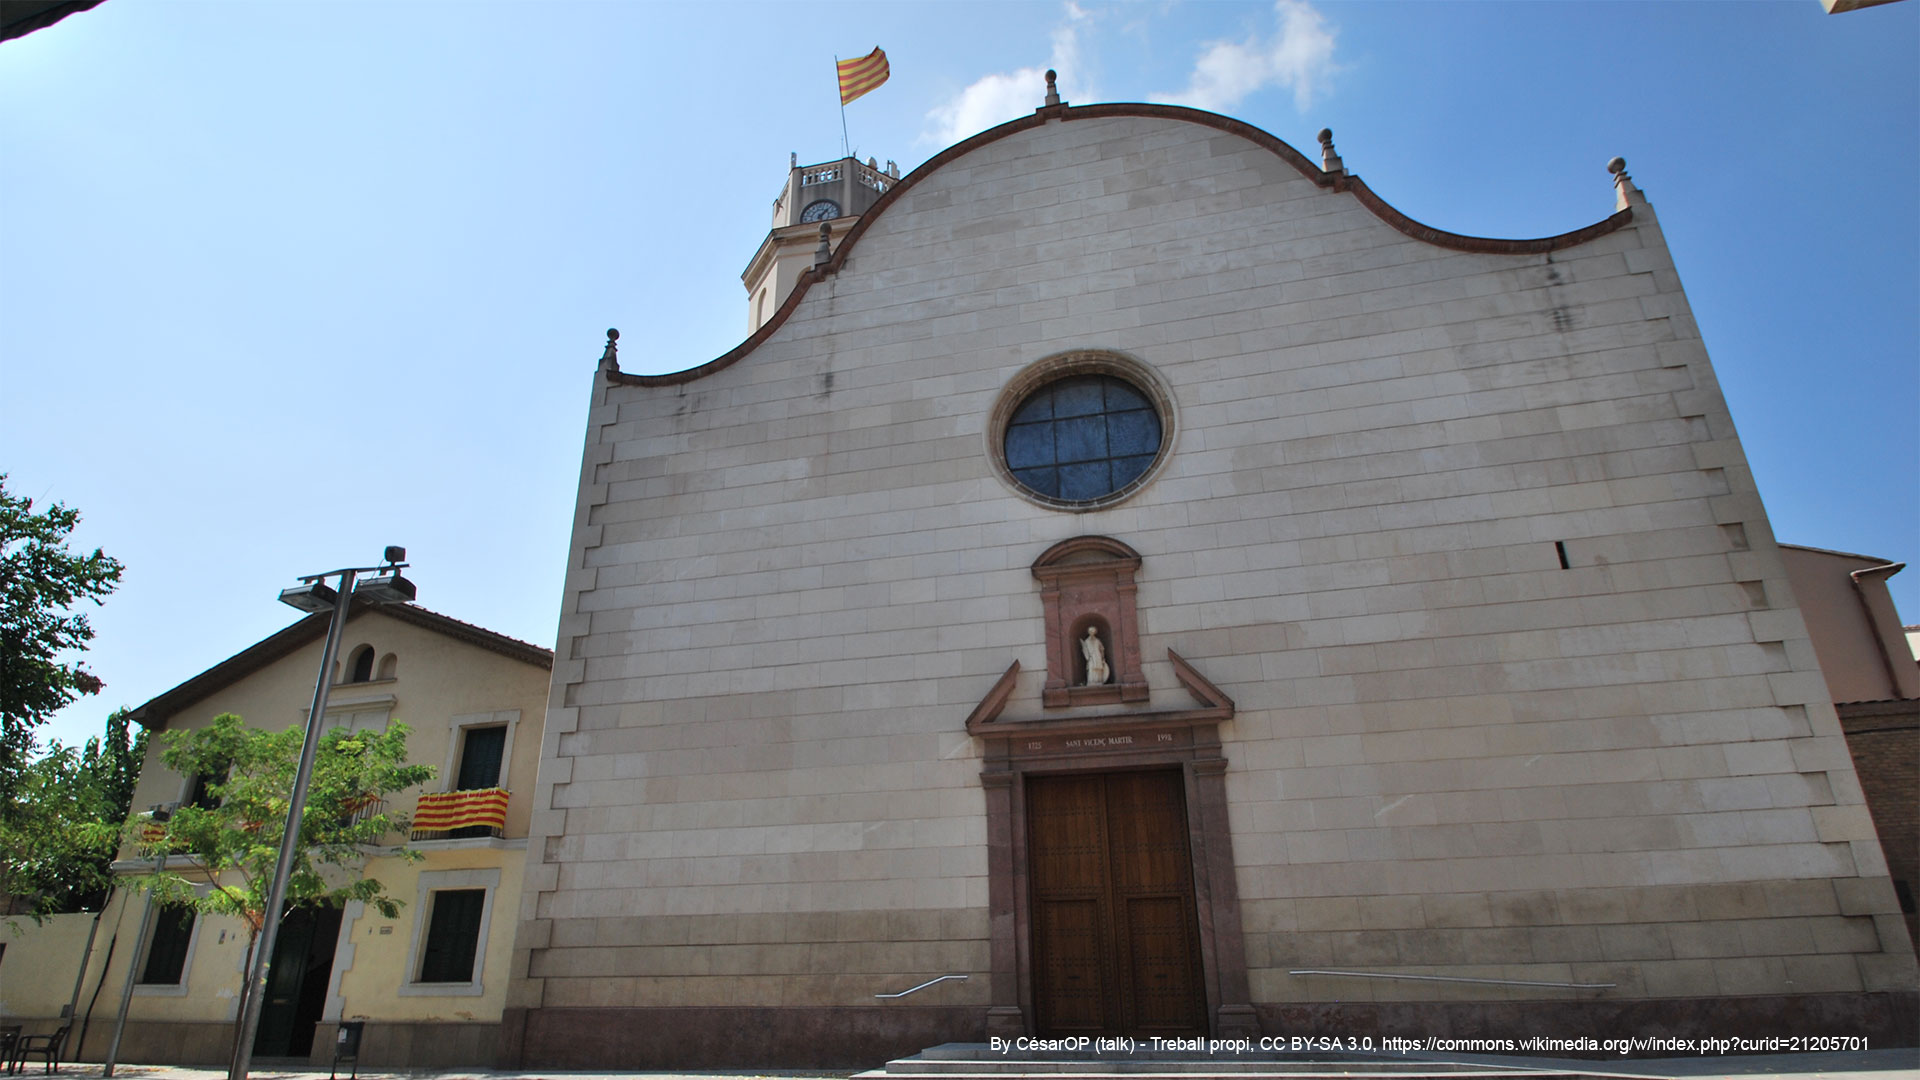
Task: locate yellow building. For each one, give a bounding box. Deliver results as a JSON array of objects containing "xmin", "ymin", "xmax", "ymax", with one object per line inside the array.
[{"xmin": 0, "ymin": 604, "xmax": 551, "ymax": 1068}]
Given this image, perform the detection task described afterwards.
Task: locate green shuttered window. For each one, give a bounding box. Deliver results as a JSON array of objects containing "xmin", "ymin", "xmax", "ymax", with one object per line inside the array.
[
  {"xmin": 417, "ymin": 889, "xmax": 486, "ymax": 983},
  {"xmin": 141, "ymin": 906, "xmax": 195, "ymax": 984}
]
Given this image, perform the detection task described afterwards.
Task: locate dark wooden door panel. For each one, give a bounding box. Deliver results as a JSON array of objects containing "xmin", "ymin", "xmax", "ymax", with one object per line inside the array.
[
  {"xmin": 1028, "ymin": 774, "xmax": 1108, "ymax": 896},
  {"xmin": 1104, "ymin": 771, "xmax": 1190, "ymax": 891},
  {"xmin": 1123, "ymin": 896, "xmax": 1205, "ymax": 1031},
  {"xmin": 1028, "ymin": 774, "xmax": 1117, "ymax": 1034},
  {"xmin": 1028, "ymin": 770, "xmax": 1205, "ymax": 1036},
  {"xmin": 1034, "ymin": 899, "xmax": 1108, "ymax": 1032}
]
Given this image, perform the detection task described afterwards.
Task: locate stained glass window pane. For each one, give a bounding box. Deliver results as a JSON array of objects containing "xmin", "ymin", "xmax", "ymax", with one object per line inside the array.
[
  {"xmin": 1013, "ymin": 466, "xmax": 1059, "ymax": 498},
  {"xmin": 1005, "ymin": 422, "xmax": 1054, "ymax": 464},
  {"xmin": 1003, "ymin": 374, "xmax": 1163, "ymax": 503},
  {"xmin": 1009, "ymin": 393, "xmax": 1053, "ymax": 425},
  {"xmin": 1104, "ymin": 381, "xmax": 1150, "ymax": 412},
  {"xmin": 1107, "ymin": 409, "xmax": 1161, "ymax": 458},
  {"xmin": 1054, "ymin": 416, "xmax": 1107, "ymax": 464},
  {"xmin": 1052, "ymin": 379, "xmax": 1106, "ymax": 417},
  {"xmin": 1113, "ymin": 454, "xmax": 1157, "ymax": 488},
  {"xmin": 1059, "ymin": 462, "xmax": 1112, "ymax": 501}
]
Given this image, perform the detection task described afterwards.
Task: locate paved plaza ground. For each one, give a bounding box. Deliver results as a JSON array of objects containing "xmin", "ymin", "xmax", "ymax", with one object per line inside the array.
[{"xmin": 22, "ymin": 1045, "xmax": 1918, "ymax": 1080}]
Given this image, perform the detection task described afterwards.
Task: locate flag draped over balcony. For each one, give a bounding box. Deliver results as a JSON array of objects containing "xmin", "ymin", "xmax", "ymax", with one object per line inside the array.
[
  {"xmin": 413, "ymin": 788, "xmax": 509, "ymax": 831},
  {"xmin": 837, "ymin": 47, "xmax": 889, "ymax": 106}
]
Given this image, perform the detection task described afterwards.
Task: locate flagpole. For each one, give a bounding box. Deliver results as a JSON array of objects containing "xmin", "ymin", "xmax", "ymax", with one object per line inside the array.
[{"xmin": 836, "ymin": 55, "xmax": 850, "ymax": 158}]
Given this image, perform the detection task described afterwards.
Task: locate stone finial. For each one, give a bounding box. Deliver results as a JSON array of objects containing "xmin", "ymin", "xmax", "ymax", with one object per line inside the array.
[
  {"xmin": 599, "ymin": 328, "xmax": 620, "ymax": 372},
  {"xmin": 1044, "ymin": 68, "xmax": 1061, "ymax": 108},
  {"xmin": 1317, "ymin": 128, "xmax": 1344, "ymax": 174},
  {"xmin": 790, "ymin": 151, "xmax": 797, "ymax": 169},
  {"xmin": 1608, "ymin": 156, "xmax": 1641, "ymax": 210},
  {"xmin": 814, "ymin": 222, "xmax": 833, "ymax": 266}
]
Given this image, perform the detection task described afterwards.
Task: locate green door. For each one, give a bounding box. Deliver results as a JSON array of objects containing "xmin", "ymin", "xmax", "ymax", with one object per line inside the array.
[{"xmin": 252, "ymin": 906, "xmax": 343, "ymax": 1059}]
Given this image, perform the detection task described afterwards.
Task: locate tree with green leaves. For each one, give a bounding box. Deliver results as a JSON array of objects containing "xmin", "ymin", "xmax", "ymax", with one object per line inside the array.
[
  {"xmin": 0, "ymin": 475, "xmax": 123, "ymax": 789},
  {"xmin": 129, "ymin": 712, "xmax": 435, "ymax": 939},
  {"xmin": 83, "ymin": 706, "xmax": 147, "ymax": 825},
  {"xmin": 0, "ymin": 740, "xmax": 120, "ymax": 925}
]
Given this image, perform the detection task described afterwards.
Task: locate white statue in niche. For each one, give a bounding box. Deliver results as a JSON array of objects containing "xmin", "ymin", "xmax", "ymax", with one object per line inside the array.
[{"xmin": 1081, "ymin": 626, "xmax": 1110, "ymax": 686}]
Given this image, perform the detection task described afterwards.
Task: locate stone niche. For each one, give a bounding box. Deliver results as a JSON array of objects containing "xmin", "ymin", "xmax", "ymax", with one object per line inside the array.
[{"xmin": 1032, "ymin": 536, "xmax": 1149, "ymax": 707}]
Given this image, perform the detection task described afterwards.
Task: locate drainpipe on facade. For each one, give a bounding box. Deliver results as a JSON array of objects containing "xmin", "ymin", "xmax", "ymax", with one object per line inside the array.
[
  {"xmin": 1850, "ymin": 562, "xmax": 1918, "ymax": 700},
  {"xmin": 64, "ymin": 888, "xmax": 109, "ymax": 1019}
]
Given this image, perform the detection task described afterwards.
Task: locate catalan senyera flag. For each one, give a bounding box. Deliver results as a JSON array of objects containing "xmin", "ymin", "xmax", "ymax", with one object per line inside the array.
[
  {"xmin": 413, "ymin": 787, "xmax": 510, "ymax": 832},
  {"xmin": 837, "ymin": 47, "xmax": 889, "ymax": 106}
]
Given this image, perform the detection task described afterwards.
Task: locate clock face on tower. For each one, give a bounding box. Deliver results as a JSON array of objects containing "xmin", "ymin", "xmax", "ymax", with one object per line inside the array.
[{"xmin": 799, "ymin": 199, "xmax": 841, "ymax": 223}]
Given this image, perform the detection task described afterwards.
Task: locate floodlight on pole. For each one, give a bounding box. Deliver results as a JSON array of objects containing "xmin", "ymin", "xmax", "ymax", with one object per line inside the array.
[
  {"xmin": 275, "ymin": 581, "xmax": 338, "ymax": 613},
  {"xmin": 228, "ymin": 548, "xmax": 414, "ymax": 1080},
  {"xmin": 354, "ymin": 572, "xmax": 416, "ymax": 605}
]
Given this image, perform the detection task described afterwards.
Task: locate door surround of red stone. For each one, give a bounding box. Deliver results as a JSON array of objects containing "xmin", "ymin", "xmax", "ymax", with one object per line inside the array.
[{"xmin": 967, "ymin": 657, "xmax": 1257, "ymax": 1041}]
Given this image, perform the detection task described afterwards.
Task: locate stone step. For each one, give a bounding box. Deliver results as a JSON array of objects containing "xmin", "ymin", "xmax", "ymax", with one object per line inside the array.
[
  {"xmin": 872, "ymin": 1057, "xmax": 1553, "ymax": 1071},
  {"xmin": 864, "ymin": 1060, "xmax": 1582, "ymax": 1068}
]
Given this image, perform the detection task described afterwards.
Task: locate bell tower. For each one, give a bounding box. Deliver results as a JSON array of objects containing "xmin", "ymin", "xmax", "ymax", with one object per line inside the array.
[{"xmin": 742, "ymin": 153, "xmax": 899, "ymax": 332}]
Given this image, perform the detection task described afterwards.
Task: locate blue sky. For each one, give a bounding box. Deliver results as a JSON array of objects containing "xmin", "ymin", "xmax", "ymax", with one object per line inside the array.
[{"xmin": 3, "ymin": 1, "xmax": 1915, "ymax": 752}]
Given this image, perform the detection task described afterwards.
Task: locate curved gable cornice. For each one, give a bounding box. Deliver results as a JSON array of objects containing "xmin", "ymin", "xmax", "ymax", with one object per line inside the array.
[
  {"xmin": 614, "ymin": 102, "xmax": 1632, "ymax": 389},
  {"xmin": 1032, "ymin": 535, "xmax": 1144, "ymax": 571}
]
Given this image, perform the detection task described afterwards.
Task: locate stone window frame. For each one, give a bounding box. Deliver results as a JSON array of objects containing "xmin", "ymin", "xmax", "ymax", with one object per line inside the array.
[
  {"xmin": 987, "ymin": 350, "xmax": 1178, "ymax": 512},
  {"xmin": 441, "ymin": 710, "xmax": 520, "ymax": 794},
  {"xmin": 133, "ymin": 902, "xmax": 203, "ymax": 996},
  {"xmin": 320, "ymin": 694, "xmax": 394, "ymax": 752},
  {"xmin": 398, "ymin": 867, "xmax": 501, "ymax": 997},
  {"xmin": 345, "ymin": 644, "xmax": 376, "ymax": 684}
]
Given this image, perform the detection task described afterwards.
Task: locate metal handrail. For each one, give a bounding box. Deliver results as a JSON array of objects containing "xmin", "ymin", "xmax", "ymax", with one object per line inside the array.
[
  {"xmin": 1290, "ymin": 969, "xmax": 1614, "ymax": 990},
  {"xmin": 875, "ymin": 974, "xmax": 968, "ymax": 999}
]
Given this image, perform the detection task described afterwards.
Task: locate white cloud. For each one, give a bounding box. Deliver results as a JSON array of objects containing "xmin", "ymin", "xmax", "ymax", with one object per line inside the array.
[
  {"xmin": 923, "ymin": 5, "xmax": 1090, "ymax": 147},
  {"xmin": 1152, "ymin": 0, "xmax": 1336, "ymax": 113}
]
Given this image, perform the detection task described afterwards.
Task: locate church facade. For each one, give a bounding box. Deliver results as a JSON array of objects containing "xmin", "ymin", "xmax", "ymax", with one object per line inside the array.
[{"xmin": 501, "ymin": 92, "xmax": 1918, "ymax": 1068}]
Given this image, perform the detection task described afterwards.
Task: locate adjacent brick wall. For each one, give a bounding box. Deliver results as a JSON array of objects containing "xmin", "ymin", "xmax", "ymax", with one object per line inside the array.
[{"xmin": 1840, "ymin": 702, "xmax": 1920, "ymax": 954}]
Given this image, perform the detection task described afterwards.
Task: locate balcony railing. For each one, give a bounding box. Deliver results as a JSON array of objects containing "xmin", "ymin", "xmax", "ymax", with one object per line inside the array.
[
  {"xmin": 410, "ymin": 787, "xmax": 509, "ymax": 841},
  {"xmin": 346, "ymin": 795, "xmax": 388, "ymax": 828},
  {"xmin": 855, "ymin": 161, "xmax": 890, "ymax": 193}
]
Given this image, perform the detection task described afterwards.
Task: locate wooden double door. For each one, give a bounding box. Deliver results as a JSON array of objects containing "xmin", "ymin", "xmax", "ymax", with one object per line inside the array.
[{"xmin": 1027, "ymin": 770, "xmax": 1207, "ymax": 1035}]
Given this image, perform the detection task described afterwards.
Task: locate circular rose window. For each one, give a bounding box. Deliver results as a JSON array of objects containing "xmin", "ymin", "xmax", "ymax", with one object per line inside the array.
[{"xmin": 990, "ymin": 353, "xmax": 1175, "ymax": 510}]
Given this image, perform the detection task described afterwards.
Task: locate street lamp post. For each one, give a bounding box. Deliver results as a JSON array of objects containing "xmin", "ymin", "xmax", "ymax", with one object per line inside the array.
[
  {"xmin": 226, "ymin": 547, "xmax": 414, "ymax": 1080},
  {"xmin": 102, "ymin": 807, "xmax": 169, "ymax": 1078}
]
